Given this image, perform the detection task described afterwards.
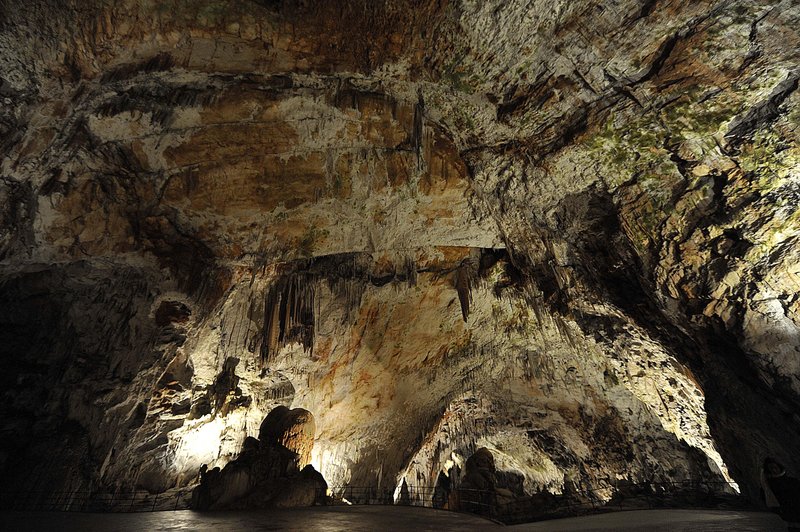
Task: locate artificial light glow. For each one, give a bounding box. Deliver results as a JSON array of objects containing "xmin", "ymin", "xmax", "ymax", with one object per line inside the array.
[
  {"xmin": 310, "ymin": 444, "xmax": 352, "ymax": 486},
  {"xmin": 309, "ymin": 446, "xmax": 326, "ymax": 477},
  {"xmin": 170, "ymin": 409, "xmax": 255, "ymax": 479},
  {"xmin": 392, "ymin": 477, "xmax": 406, "ymax": 503},
  {"xmin": 172, "ymin": 417, "xmax": 226, "ymax": 475},
  {"xmin": 183, "ymin": 422, "xmax": 222, "ymax": 459}
]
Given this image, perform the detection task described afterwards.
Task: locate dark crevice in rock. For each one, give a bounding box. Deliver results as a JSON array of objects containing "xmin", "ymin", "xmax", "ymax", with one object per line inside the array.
[
  {"xmin": 95, "ymin": 84, "xmax": 218, "ymax": 127},
  {"xmin": 724, "ymin": 71, "xmax": 800, "ymax": 149},
  {"xmin": 637, "ymin": 0, "xmax": 659, "ymax": 20},
  {"xmin": 634, "ymin": 32, "xmax": 681, "ymax": 84},
  {"xmin": 413, "ymin": 89, "xmax": 425, "ymax": 167},
  {"xmin": 100, "ymin": 53, "xmax": 175, "ymax": 84},
  {"xmin": 0, "ymin": 177, "xmax": 36, "ymax": 259}
]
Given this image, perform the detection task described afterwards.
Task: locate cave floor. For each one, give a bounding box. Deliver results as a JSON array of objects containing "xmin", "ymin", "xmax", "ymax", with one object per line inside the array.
[
  {"xmin": 0, "ymin": 506, "xmax": 787, "ymax": 531},
  {"xmin": 509, "ymin": 508, "xmax": 786, "ymax": 531}
]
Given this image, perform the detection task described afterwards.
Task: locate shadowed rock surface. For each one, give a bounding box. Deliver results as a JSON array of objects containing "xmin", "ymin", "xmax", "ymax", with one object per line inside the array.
[{"xmin": 191, "ymin": 407, "xmax": 326, "ymax": 509}]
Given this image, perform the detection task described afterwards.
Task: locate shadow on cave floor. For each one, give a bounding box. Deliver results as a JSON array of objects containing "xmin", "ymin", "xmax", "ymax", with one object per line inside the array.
[{"xmin": 0, "ymin": 507, "xmax": 786, "ymax": 531}]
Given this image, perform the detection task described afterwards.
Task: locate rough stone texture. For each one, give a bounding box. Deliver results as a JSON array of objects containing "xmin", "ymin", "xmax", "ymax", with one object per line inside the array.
[
  {"xmin": 1, "ymin": 0, "xmax": 799, "ymax": 511},
  {"xmin": 258, "ymin": 406, "xmax": 315, "ymax": 467},
  {"xmin": 190, "ymin": 419, "xmax": 327, "ymax": 510}
]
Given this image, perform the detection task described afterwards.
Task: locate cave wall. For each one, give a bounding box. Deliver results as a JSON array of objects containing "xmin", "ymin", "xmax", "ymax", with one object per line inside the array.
[{"xmin": 1, "ymin": 0, "xmax": 799, "ymax": 504}]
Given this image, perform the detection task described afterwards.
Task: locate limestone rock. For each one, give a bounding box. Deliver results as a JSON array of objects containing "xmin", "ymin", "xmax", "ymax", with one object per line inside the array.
[
  {"xmin": 191, "ymin": 409, "xmax": 326, "ymax": 510},
  {"xmin": 462, "ymin": 448, "xmax": 497, "ymax": 492},
  {"xmin": 258, "ymin": 406, "xmax": 316, "ymax": 468},
  {"xmin": 1, "ymin": 0, "xmax": 799, "ymax": 514}
]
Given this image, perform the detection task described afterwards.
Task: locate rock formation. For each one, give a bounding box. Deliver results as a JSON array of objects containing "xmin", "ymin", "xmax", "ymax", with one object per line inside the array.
[
  {"xmin": 258, "ymin": 406, "xmax": 315, "ymax": 468},
  {"xmin": 191, "ymin": 406, "xmax": 326, "ymax": 509},
  {"xmin": 1, "ymin": 0, "xmax": 799, "ymax": 513}
]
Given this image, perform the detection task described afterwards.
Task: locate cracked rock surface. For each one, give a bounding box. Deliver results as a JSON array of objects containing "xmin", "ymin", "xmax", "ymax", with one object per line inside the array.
[{"xmin": 1, "ymin": 0, "xmax": 799, "ymax": 509}]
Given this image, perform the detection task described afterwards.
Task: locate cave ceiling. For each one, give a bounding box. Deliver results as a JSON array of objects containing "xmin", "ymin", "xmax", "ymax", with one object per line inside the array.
[{"xmin": 0, "ymin": 0, "xmax": 799, "ymax": 504}]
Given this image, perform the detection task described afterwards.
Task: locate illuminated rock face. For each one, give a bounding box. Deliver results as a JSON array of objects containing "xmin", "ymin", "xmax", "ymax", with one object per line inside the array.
[
  {"xmin": 259, "ymin": 406, "xmax": 315, "ymax": 468},
  {"xmin": 191, "ymin": 407, "xmax": 325, "ymax": 510},
  {"xmin": 1, "ymin": 0, "xmax": 799, "ymax": 509}
]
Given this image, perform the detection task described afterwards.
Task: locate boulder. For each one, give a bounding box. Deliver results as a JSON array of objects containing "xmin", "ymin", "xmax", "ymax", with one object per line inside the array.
[
  {"xmin": 258, "ymin": 406, "xmax": 316, "ymax": 466},
  {"xmin": 191, "ymin": 407, "xmax": 325, "ymax": 510},
  {"xmin": 459, "ymin": 447, "xmax": 497, "ymax": 514}
]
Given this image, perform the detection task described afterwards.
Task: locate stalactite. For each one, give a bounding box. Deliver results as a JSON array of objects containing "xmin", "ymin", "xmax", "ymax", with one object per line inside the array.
[
  {"xmin": 262, "ymin": 283, "xmax": 284, "ymax": 363},
  {"xmin": 455, "ymin": 261, "xmax": 473, "ymax": 322},
  {"xmin": 261, "ymin": 273, "xmax": 316, "ymax": 363},
  {"xmin": 413, "ymin": 90, "xmax": 425, "ymax": 170},
  {"xmin": 403, "ymin": 257, "xmax": 417, "ymax": 287},
  {"xmin": 261, "ymin": 253, "xmax": 370, "ymax": 364}
]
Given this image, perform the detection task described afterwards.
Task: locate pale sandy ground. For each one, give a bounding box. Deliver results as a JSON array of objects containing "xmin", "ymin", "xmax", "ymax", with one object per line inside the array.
[{"xmin": 0, "ymin": 506, "xmax": 788, "ymax": 531}]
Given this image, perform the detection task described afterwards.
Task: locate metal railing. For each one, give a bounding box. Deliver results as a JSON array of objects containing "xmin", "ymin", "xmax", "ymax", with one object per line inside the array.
[
  {"xmin": 0, "ymin": 479, "xmax": 746, "ymax": 524},
  {"xmin": 0, "ymin": 488, "xmax": 192, "ymax": 513},
  {"xmin": 494, "ymin": 480, "xmax": 745, "ymax": 524},
  {"xmin": 327, "ymin": 480, "xmax": 746, "ymax": 525},
  {"xmin": 327, "ymin": 485, "xmax": 494, "ymax": 513}
]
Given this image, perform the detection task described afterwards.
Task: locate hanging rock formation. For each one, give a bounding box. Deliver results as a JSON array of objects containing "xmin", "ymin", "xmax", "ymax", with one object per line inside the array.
[{"xmin": 1, "ymin": 0, "xmax": 799, "ymax": 513}]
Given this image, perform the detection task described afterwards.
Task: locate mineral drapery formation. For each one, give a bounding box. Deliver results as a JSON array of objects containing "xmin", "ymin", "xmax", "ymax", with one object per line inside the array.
[{"xmin": 1, "ymin": 0, "xmax": 799, "ymax": 511}]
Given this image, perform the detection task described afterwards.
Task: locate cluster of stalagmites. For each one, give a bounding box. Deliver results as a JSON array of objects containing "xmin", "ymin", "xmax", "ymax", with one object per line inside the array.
[{"xmin": 191, "ymin": 406, "xmax": 326, "ymax": 510}]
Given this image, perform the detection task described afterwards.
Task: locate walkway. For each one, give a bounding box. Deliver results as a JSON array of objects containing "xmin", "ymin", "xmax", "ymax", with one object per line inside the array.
[
  {"xmin": 511, "ymin": 508, "xmax": 786, "ymax": 531},
  {"xmin": 0, "ymin": 506, "xmax": 787, "ymax": 531}
]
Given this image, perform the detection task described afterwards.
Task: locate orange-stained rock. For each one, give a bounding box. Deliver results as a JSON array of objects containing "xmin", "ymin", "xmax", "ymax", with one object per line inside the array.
[{"xmin": 259, "ymin": 406, "xmax": 316, "ymax": 467}]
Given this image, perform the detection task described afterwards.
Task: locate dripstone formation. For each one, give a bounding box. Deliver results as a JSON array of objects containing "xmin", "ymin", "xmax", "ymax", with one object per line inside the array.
[{"xmin": 1, "ymin": 0, "xmax": 799, "ymax": 513}]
